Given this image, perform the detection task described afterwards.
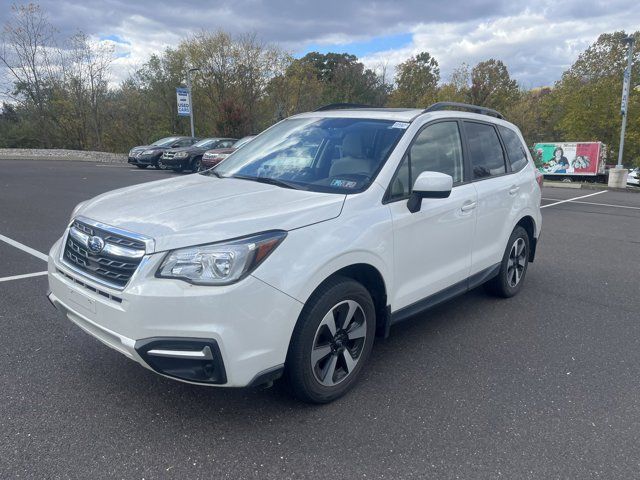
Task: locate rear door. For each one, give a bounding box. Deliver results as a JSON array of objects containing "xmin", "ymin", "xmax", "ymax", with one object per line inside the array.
[
  {"xmin": 387, "ymin": 120, "xmax": 477, "ymax": 311},
  {"xmin": 462, "ymin": 121, "xmax": 516, "ymax": 274}
]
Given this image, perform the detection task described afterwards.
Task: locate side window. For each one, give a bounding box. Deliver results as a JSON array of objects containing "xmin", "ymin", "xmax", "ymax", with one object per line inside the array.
[
  {"xmin": 389, "ymin": 156, "xmax": 410, "ymax": 199},
  {"xmin": 498, "ymin": 126, "xmax": 529, "ymax": 172},
  {"xmin": 387, "ymin": 122, "xmax": 464, "ymax": 201},
  {"xmin": 464, "ymin": 122, "xmax": 506, "ymax": 179},
  {"xmin": 175, "ymin": 139, "xmax": 192, "ymax": 147},
  {"xmin": 220, "ymin": 141, "xmax": 234, "ymax": 148}
]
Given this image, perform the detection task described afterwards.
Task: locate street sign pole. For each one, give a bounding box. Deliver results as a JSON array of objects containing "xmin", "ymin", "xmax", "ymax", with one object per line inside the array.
[
  {"xmin": 617, "ymin": 36, "xmax": 635, "ymax": 168},
  {"xmin": 186, "ymin": 67, "xmax": 200, "ymax": 138}
]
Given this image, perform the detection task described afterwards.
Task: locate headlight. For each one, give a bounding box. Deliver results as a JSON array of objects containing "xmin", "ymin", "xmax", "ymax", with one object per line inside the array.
[
  {"xmin": 175, "ymin": 151, "xmax": 189, "ymax": 158},
  {"xmin": 142, "ymin": 149, "xmax": 157, "ymax": 155},
  {"xmin": 156, "ymin": 231, "xmax": 287, "ymax": 285}
]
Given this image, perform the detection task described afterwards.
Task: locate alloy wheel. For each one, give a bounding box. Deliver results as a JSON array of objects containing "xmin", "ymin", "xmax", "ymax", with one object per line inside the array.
[
  {"xmin": 311, "ymin": 300, "xmax": 367, "ymax": 387},
  {"xmin": 507, "ymin": 237, "xmax": 527, "ymax": 287}
]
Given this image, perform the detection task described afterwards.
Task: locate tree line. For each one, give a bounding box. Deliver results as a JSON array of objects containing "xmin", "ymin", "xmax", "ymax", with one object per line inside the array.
[{"xmin": 0, "ymin": 3, "xmax": 638, "ymax": 165}]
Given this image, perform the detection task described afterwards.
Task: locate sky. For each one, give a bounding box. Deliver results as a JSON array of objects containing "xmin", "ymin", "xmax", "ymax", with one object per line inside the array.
[{"xmin": 1, "ymin": 0, "xmax": 639, "ymax": 89}]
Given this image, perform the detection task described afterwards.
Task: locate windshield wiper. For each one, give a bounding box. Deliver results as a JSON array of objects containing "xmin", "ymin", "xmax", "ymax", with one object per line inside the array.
[
  {"xmin": 231, "ymin": 175, "xmax": 304, "ymax": 190},
  {"xmin": 205, "ymin": 169, "xmax": 224, "ymax": 178}
]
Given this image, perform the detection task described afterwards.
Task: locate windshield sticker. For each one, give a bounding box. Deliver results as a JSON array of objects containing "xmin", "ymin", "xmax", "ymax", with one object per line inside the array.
[
  {"xmin": 331, "ymin": 179, "xmax": 358, "ymax": 189},
  {"xmin": 390, "ymin": 122, "xmax": 410, "ymax": 129}
]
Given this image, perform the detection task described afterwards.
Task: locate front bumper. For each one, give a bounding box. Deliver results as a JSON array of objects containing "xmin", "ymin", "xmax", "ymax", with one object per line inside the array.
[
  {"xmin": 47, "ymin": 237, "xmax": 303, "ymax": 387},
  {"xmin": 129, "ymin": 153, "xmax": 161, "ymax": 166},
  {"xmin": 201, "ymin": 158, "xmax": 223, "ymax": 169},
  {"xmin": 159, "ymin": 156, "xmax": 190, "ymax": 169}
]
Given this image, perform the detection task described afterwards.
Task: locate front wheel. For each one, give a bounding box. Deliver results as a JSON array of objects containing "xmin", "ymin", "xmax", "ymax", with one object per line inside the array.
[
  {"xmin": 285, "ymin": 277, "xmax": 375, "ymax": 403},
  {"xmin": 485, "ymin": 226, "xmax": 530, "ymax": 298},
  {"xmin": 191, "ymin": 157, "xmax": 202, "ymax": 172}
]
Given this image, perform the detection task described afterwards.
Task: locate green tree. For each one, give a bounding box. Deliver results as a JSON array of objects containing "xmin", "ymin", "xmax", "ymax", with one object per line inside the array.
[
  {"xmin": 469, "ymin": 59, "xmax": 520, "ymax": 113},
  {"xmin": 553, "ymin": 31, "xmax": 640, "ymax": 165},
  {"xmin": 388, "ymin": 52, "xmax": 440, "ymax": 107}
]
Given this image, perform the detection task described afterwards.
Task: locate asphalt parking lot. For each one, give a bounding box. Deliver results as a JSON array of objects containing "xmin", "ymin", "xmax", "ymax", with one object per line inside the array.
[{"xmin": 1, "ymin": 159, "xmax": 640, "ymax": 479}]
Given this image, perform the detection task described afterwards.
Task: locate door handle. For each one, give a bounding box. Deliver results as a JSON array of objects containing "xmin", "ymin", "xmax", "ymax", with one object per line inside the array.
[
  {"xmin": 461, "ymin": 201, "xmax": 477, "ymax": 212},
  {"xmin": 509, "ymin": 186, "xmax": 519, "ymax": 195}
]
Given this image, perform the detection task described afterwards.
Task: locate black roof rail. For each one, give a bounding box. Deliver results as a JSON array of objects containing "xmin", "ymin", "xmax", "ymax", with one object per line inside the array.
[
  {"xmin": 314, "ymin": 103, "xmax": 373, "ymax": 112},
  {"xmin": 423, "ymin": 102, "xmax": 505, "ymax": 120}
]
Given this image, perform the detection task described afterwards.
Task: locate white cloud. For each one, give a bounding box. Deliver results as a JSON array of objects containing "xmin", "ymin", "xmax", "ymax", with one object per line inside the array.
[{"xmin": 361, "ymin": 8, "xmax": 639, "ymax": 87}]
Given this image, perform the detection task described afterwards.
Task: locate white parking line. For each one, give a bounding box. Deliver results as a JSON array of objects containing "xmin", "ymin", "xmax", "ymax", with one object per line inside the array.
[
  {"xmin": 540, "ymin": 190, "xmax": 608, "ymax": 209},
  {"xmin": 542, "ymin": 198, "xmax": 640, "ymax": 210},
  {"xmin": 0, "ymin": 234, "xmax": 48, "ymax": 261},
  {"xmin": 0, "ymin": 271, "xmax": 48, "ymax": 283}
]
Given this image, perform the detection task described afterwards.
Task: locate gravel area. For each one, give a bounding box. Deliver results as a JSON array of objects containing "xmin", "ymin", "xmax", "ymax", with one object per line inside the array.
[{"xmin": 0, "ymin": 148, "xmax": 126, "ymax": 163}]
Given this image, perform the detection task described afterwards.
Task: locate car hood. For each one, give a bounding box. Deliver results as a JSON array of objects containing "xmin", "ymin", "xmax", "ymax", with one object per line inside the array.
[
  {"xmin": 74, "ymin": 174, "xmax": 346, "ymax": 252},
  {"xmin": 132, "ymin": 145, "xmax": 170, "ymax": 152},
  {"xmin": 204, "ymin": 147, "xmax": 234, "ymax": 156}
]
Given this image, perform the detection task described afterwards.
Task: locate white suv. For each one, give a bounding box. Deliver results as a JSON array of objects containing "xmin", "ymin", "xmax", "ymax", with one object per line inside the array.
[{"xmin": 47, "ymin": 102, "xmax": 542, "ymax": 403}]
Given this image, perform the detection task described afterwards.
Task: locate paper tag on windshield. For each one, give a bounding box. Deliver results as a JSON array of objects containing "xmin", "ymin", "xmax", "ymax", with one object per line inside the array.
[{"xmin": 390, "ymin": 122, "xmax": 410, "ymax": 129}]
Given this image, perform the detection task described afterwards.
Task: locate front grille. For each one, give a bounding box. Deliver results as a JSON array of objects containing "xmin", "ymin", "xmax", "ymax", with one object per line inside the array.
[
  {"xmin": 62, "ymin": 219, "xmax": 147, "ymax": 289},
  {"xmin": 163, "ymin": 151, "xmax": 176, "ymax": 159},
  {"xmin": 72, "ymin": 220, "xmax": 145, "ymax": 250},
  {"xmin": 57, "ymin": 269, "xmax": 123, "ymax": 303}
]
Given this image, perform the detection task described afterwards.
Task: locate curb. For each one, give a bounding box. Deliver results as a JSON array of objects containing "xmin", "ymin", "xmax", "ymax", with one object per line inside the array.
[{"xmin": 543, "ymin": 181, "xmax": 640, "ymax": 194}]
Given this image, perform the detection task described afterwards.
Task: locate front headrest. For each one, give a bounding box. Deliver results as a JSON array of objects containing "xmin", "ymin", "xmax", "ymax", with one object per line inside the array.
[{"xmin": 342, "ymin": 133, "xmax": 363, "ymax": 158}]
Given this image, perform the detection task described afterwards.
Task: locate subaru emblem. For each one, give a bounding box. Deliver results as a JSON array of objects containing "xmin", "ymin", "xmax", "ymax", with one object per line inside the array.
[{"xmin": 87, "ymin": 235, "xmax": 105, "ymax": 254}]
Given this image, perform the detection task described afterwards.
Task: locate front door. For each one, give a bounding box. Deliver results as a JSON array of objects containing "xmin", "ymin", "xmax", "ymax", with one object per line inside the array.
[{"xmin": 387, "ymin": 121, "xmax": 477, "ymax": 311}]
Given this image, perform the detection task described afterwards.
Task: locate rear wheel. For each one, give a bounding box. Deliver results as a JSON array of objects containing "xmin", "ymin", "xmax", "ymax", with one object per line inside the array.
[
  {"xmin": 285, "ymin": 277, "xmax": 375, "ymax": 403},
  {"xmin": 485, "ymin": 226, "xmax": 530, "ymax": 298}
]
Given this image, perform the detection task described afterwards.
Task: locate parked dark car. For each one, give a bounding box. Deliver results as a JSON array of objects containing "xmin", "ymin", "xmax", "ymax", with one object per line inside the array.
[
  {"xmin": 201, "ymin": 135, "xmax": 256, "ymax": 170},
  {"xmin": 128, "ymin": 136, "xmax": 200, "ymax": 169},
  {"xmin": 158, "ymin": 137, "xmax": 237, "ymax": 172}
]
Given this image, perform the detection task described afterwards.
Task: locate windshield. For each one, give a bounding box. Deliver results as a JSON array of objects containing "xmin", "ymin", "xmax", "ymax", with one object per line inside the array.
[
  {"xmin": 209, "ymin": 118, "xmax": 406, "ymax": 193},
  {"xmin": 151, "ymin": 136, "xmax": 182, "ymax": 147},
  {"xmin": 194, "ymin": 138, "xmax": 219, "ymax": 148},
  {"xmin": 233, "ymin": 136, "xmax": 255, "ymax": 149}
]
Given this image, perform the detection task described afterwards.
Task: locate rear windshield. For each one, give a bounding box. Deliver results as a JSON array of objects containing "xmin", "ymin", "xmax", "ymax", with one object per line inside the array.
[{"xmin": 209, "ymin": 117, "xmax": 407, "ymax": 193}]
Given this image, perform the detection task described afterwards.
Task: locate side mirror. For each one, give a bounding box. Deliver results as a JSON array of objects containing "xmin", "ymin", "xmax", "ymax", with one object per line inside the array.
[{"xmin": 407, "ymin": 171, "xmax": 453, "ymax": 213}]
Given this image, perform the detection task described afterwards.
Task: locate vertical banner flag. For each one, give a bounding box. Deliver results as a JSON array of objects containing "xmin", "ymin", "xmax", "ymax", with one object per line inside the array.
[
  {"xmin": 176, "ymin": 87, "xmax": 191, "ymax": 117},
  {"xmin": 621, "ymin": 68, "xmax": 630, "ymax": 115}
]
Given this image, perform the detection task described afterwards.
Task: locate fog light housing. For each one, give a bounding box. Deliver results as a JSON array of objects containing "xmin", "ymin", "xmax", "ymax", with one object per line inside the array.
[{"xmin": 135, "ymin": 337, "xmax": 227, "ymax": 384}]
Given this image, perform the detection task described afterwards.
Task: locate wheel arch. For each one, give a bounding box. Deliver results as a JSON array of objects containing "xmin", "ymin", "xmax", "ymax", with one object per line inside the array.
[
  {"xmin": 299, "ymin": 262, "xmax": 390, "ymax": 339},
  {"xmin": 515, "ymin": 215, "xmax": 537, "ymax": 262}
]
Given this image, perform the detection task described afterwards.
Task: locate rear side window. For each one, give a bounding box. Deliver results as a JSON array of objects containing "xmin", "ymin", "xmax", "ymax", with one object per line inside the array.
[
  {"xmin": 464, "ymin": 122, "xmax": 506, "ymax": 179},
  {"xmin": 499, "ymin": 126, "xmax": 529, "ymax": 172}
]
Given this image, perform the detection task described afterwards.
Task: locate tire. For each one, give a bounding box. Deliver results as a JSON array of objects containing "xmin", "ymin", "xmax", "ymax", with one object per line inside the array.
[
  {"xmin": 485, "ymin": 226, "xmax": 530, "ymax": 298},
  {"xmin": 285, "ymin": 276, "xmax": 376, "ymax": 403},
  {"xmin": 191, "ymin": 157, "xmax": 202, "ymax": 172},
  {"xmin": 136, "ymin": 164, "xmax": 148, "ymax": 169}
]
